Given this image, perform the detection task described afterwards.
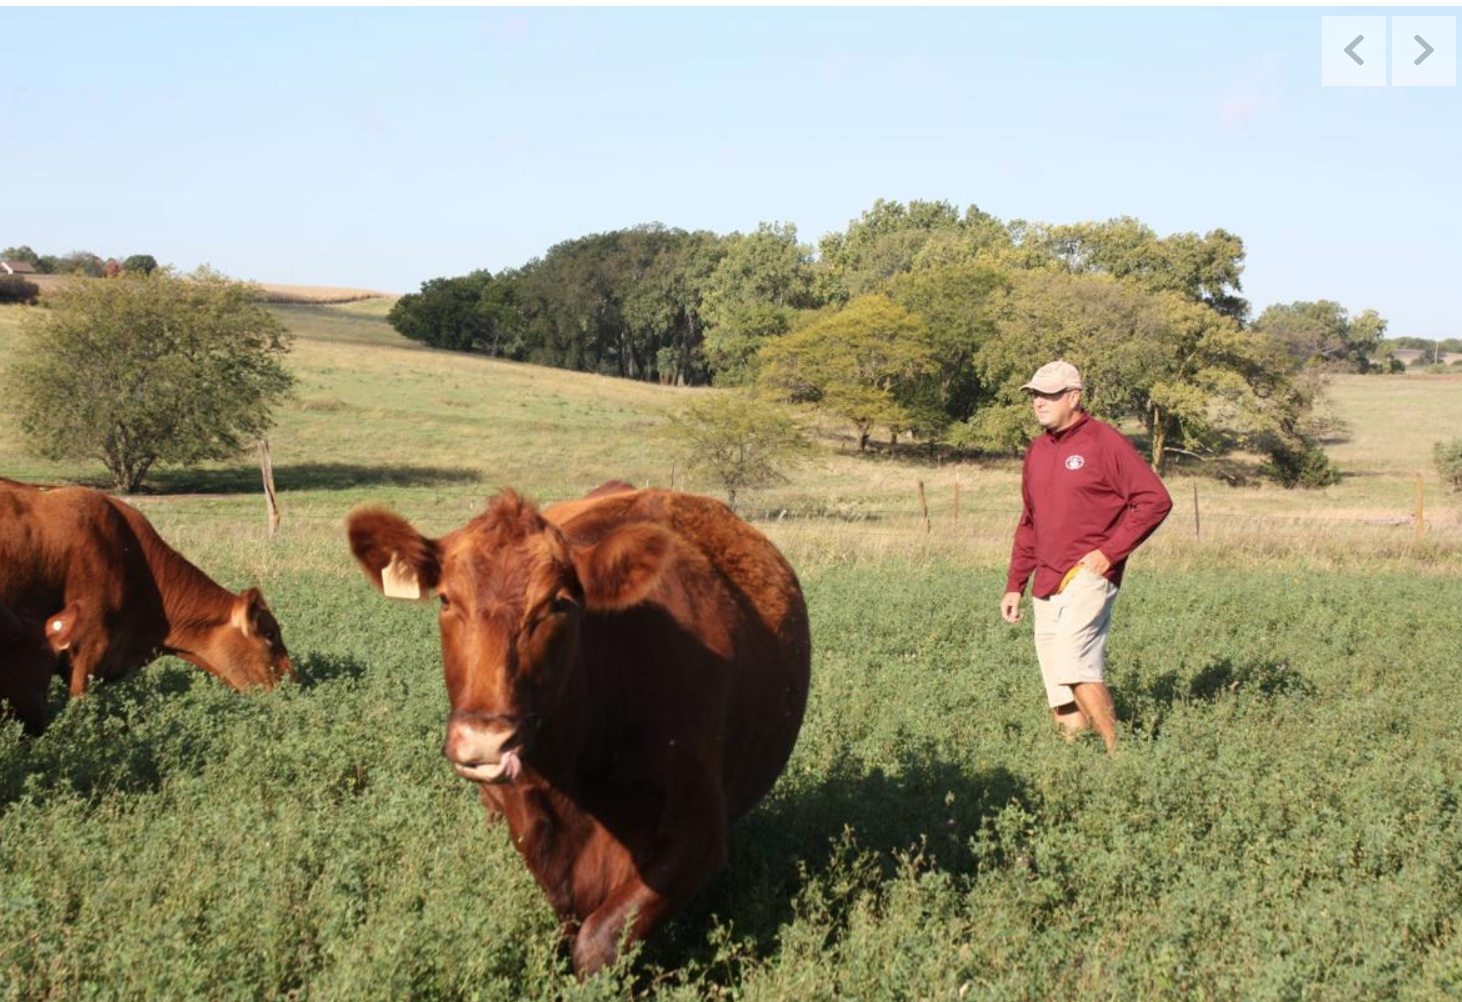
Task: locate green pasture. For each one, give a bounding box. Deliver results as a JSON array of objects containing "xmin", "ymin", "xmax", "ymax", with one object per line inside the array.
[
  {"xmin": 2, "ymin": 300, "xmax": 1461, "ymax": 999},
  {"xmin": 3, "ymin": 562, "xmax": 1460, "ymax": 1000}
]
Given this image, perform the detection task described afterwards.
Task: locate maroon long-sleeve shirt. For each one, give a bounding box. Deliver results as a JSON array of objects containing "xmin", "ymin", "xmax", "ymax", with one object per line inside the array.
[{"xmin": 1005, "ymin": 412, "xmax": 1173, "ymax": 599}]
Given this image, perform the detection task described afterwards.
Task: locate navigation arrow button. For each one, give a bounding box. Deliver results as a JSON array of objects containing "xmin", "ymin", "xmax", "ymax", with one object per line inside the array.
[
  {"xmin": 1345, "ymin": 35, "xmax": 1366, "ymax": 65},
  {"xmin": 1414, "ymin": 35, "xmax": 1434, "ymax": 65}
]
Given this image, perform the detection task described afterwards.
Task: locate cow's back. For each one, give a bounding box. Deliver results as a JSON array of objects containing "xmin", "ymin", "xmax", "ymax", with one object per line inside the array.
[{"xmin": 552, "ymin": 488, "xmax": 811, "ymax": 820}]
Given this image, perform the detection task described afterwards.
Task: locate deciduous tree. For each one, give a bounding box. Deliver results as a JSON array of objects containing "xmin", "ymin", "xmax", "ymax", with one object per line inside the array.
[
  {"xmin": 5, "ymin": 268, "xmax": 294, "ymax": 492},
  {"xmin": 758, "ymin": 295, "xmax": 938, "ymax": 450},
  {"xmin": 660, "ymin": 390, "xmax": 813, "ymax": 511}
]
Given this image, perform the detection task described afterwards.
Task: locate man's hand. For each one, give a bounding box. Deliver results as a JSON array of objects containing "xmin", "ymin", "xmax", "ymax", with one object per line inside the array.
[
  {"xmin": 1001, "ymin": 591, "xmax": 1024, "ymax": 623},
  {"xmin": 1079, "ymin": 549, "xmax": 1112, "ymax": 577}
]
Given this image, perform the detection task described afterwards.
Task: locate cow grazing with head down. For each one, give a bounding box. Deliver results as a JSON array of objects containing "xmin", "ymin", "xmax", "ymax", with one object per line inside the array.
[
  {"xmin": 0, "ymin": 479, "xmax": 295, "ymax": 734},
  {"xmin": 0, "ymin": 600, "xmax": 82, "ymax": 733},
  {"xmin": 347, "ymin": 485, "xmax": 811, "ymax": 975}
]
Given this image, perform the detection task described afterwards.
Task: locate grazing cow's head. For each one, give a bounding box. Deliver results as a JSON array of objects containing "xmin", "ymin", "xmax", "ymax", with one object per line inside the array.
[
  {"xmin": 185, "ymin": 588, "xmax": 296, "ymax": 689},
  {"xmin": 348, "ymin": 491, "xmax": 674, "ymax": 785}
]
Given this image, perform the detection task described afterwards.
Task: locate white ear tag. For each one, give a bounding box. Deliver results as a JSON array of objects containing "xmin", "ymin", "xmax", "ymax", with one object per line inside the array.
[{"xmin": 381, "ymin": 553, "xmax": 422, "ymax": 600}]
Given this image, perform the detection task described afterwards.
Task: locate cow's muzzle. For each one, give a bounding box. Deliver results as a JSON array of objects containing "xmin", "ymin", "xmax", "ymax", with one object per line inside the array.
[{"xmin": 444, "ymin": 710, "xmax": 529, "ymax": 785}]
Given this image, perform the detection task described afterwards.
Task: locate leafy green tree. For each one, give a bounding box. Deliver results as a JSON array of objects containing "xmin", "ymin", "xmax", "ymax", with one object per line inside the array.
[
  {"xmin": 387, "ymin": 270, "xmax": 506, "ymax": 353},
  {"xmin": 816, "ymin": 199, "xmax": 1009, "ymax": 302},
  {"xmin": 50, "ymin": 250, "xmax": 105, "ymax": 278},
  {"xmin": 758, "ymin": 295, "xmax": 938, "ymax": 450},
  {"xmin": 1, "ymin": 245, "xmax": 40, "ymax": 266},
  {"xmin": 886, "ymin": 262, "xmax": 1009, "ymax": 428},
  {"xmin": 5, "ymin": 268, "xmax": 294, "ymax": 492},
  {"xmin": 121, "ymin": 254, "xmax": 159, "ymax": 275},
  {"xmin": 702, "ymin": 301, "xmax": 794, "ymax": 387},
  {"xmin": 1013, "ymin": 217, "xmax": 1249, "ymax": 320},
  {"xmin": 1435, "ymin": 439, "xmax": 1462, "ymax": 491},
  {"xmin": 968, "ymin": 270, "xmax": 1299, "ymax": 475},
  {"xmin": 621, "ymin": 228, "xmax": 724, "ymax": 386},
  {"xmin": 511, "ymin": 225, "xmax": 724, "ymax": 383},
  {"xmin": 698, "ymin": 223, "xmax": 818, "ymax": 386},
  {"xmin": 702, "ymin": 222, "xmax": 817, "ymax": 322},
  {"xmin": 1252, "ymin": 301, "xmax": 1387, "ymax": 372},
  {"xmin": 660, "ymin": 390, "xmax": 813, "ymax": 511}
]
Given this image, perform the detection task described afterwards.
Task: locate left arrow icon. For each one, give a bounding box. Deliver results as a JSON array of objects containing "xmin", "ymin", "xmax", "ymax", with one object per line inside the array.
[{"xmin": 1345, "ymin": 35, "xmax": 1366, "ymax": 64}]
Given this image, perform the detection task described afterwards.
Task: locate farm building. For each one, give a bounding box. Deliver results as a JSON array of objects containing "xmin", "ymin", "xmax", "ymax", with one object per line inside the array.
[{"xmin": 1, "ymin": 260, "xmax": 38, "ymax": 276}]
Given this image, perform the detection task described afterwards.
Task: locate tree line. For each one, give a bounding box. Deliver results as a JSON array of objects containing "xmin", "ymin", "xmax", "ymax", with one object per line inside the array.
[
  {"xmin": 390, "ymin": 201, "xmax": 1393, "ymax": 485},
  {"xmin": 1, "ymin": 245, "xmax": 158, "ymax": 278}
]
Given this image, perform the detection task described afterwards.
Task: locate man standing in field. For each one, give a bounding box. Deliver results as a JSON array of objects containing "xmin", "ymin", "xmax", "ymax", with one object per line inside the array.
[{"xmin": 1000, "ymin": 360, "xmax": 1172, "ymax": 751}]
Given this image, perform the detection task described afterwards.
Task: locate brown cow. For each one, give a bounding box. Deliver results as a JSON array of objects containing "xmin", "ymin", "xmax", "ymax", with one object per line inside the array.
[
  {"xmin": 348, "ymin": 486, "xmax": 811, "ymax": 975},
  {"xmin": 0, "ymin": 479, "xmax": 295, "ymax": 733},
  {"xmin": 0, "ymin": 600, "xmax": 81, "ymax": 734}
]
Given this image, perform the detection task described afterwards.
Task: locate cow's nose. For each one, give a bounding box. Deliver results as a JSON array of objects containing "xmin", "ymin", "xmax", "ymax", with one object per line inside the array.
[{"xmin": 443, "ymin": 710, "xmax": 521, "ymax": 767}]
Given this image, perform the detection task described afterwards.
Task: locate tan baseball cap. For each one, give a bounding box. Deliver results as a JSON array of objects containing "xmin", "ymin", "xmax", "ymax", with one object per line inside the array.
[{"xmin": 1020, "ymin": 360, "xmax": 1083, "ymax": 393}]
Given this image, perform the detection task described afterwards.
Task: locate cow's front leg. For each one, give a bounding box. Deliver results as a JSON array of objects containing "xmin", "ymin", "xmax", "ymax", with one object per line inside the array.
[
  {"xmin": 67, "ymin": 654, "xmax": 94, "ymax": 698},
  {"xmin": 571, "ymin": 801, "xmax": 728, "ymax": 976}
]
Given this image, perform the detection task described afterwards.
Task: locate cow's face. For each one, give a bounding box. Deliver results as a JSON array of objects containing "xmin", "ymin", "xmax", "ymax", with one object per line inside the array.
[
  {"xmin": 348, "ymin": 491, "xmax": 673, "ymax": 785},
  {"xmin": 188, "ymin": 589, "xmax": 295, "ymax": 689}
]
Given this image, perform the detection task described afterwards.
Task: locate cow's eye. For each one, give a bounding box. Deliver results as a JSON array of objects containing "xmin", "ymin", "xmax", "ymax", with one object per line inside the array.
[
  {"xmin": 438, "ymin": 593, "xmax": 452, "ymax": 610},
  {"xmin": 550, "ymin": 595, "xmax": 576, "ymax": 615}
]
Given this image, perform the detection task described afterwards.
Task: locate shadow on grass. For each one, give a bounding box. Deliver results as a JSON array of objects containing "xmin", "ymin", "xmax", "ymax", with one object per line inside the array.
[
  {"xmin": 141, "ymin": 462, "xmax": 483, "ymax": 495},
  {"xmin": 294, "ymin": 652, "xmax": 372, "ymax": 689},
  {"xmin": 642, "ymin": 752, "xmax": 1031, "ymax": 975},
  {"xmin": 1120, "ymin": 657, "xmax": 1314, "ymax": 738}
]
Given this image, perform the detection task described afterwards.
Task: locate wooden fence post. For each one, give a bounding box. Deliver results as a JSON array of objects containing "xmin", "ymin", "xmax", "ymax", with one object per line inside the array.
[
  {"xmin": 1192, "ymin": 483, "xmax": 1201, "ymax": 538},
  {"xmin": 1416, "ymin": 474, "xmax": 1425, "ymax": 541},
  {"xmin": 917, "ymin": 480, "xmax": 930, "ymax": 534},
  {"xmin": 259, "ymin": 440, "xmax": 280, "ymax": 537}
]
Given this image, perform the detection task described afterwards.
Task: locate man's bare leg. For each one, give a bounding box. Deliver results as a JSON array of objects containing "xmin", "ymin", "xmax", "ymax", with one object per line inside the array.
[
  {"xmin": 1070, "ymin": 682, "xmax": 1117, "ymax": 752},
  {"xmin": 1051, "ymin": 701, "xmax": 1086, "ymax": 742}
]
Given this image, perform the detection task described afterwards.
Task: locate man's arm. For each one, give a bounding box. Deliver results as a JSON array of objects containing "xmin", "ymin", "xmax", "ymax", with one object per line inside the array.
[
  {"xmin": 1098, "ymin": 427, "xmax": 1173, "ymax": 562},
  {"xmin": 1005, "ymin": 451, "xmax": 1037, "ymax": 595}
]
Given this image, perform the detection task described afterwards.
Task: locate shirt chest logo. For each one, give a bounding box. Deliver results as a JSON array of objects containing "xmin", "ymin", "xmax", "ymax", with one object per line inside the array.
[{"xmin": 1065, "ymin": 455, "xmax": 1086, "ymax": 471}]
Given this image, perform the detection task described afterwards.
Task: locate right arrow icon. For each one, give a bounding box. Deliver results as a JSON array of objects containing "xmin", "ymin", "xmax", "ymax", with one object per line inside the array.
[{"xmin": 1414, "ymin": 35, "xmax": 1435, "ymax": 65}]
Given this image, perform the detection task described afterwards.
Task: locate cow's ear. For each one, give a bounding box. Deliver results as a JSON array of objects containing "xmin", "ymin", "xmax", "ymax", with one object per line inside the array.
[
  {"xmin": 347, "ymin": 507, "xmax": 440, "ymax": 601},
  {"xmin": 230, "ymin": 588, "xmax": 270, "ymax": 636},
  {"xmin": 572, "ymin": 524, "xmax": 675, "ymax": 611},
  {"xmin": 46, "ymin": 601, "xmax": 83, "ymax": 653}
]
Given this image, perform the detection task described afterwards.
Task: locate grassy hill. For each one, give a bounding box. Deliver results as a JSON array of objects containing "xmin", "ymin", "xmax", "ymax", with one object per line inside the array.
[{"xmin": 1, "ymin": 299, "xmax": 1457, "ymax": 575}]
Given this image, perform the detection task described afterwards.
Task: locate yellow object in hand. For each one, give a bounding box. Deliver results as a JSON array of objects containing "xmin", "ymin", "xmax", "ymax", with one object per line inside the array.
[{"xmin": 1057, "ymin": 565, "xmax": 1083, "ymax": 594}]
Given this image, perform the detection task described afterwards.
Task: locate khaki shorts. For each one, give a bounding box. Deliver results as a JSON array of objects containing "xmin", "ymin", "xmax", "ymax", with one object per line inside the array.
[{"xmin": 1032, "ymin": 568, "xmax": 1119, "ymax": 709}]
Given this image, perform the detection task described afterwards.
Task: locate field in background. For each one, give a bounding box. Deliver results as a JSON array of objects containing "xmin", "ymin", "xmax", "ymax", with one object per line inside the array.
[
  {"xmin": 19, "ymin": 273, "xmax": 394, "ymax": 306},
  {"xmin": 1, "ymin": 299, "xmax": 1457, "ymax": 578},
  {"xmin": 1, "ymin": 299, "xmax": 1461, "ymax": 998},
  {"xmin": 252, "ymin": 284, "xmax": 395, "ymax": 305}
]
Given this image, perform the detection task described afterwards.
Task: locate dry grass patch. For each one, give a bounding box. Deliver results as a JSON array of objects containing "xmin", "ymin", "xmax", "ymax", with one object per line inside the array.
[{"xmin": 253, "ymin": 283, "xmax": 396, "ymax": 305}]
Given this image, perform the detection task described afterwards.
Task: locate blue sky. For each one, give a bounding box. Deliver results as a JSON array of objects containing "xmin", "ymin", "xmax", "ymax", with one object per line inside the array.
[{"xmin": 4, "ymin": 7, "xmax": 1459, "ymax": 336}]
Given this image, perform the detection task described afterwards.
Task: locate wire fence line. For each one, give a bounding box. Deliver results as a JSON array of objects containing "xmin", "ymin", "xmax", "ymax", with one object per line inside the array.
[{"xmin": 3, "ymin": 467, "xmax": 1452, "ymax": 536}]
